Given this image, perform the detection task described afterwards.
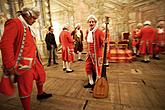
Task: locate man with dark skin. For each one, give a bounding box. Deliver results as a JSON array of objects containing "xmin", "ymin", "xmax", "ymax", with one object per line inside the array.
[{"xmin": 0, "ymin": 6, "xmax": 52, "ymax": 110}]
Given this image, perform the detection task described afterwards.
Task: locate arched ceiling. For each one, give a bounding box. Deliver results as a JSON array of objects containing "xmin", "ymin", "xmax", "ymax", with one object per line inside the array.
[
  {"xmin": 48, "ymin": 0, "xmax": 164, "ymax": 37},
  {"xmin": 50, "ymin": 0, "xmax": 158, "ymax": 12},
  {"xmin": 50, "ymin": 0, "xmax": 158, "ymax": 22}
]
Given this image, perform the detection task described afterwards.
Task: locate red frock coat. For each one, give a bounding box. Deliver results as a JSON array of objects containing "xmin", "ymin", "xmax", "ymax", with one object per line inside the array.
[
  {"xmin": 85, "ymin": 28, "xmax": 104, "ymax": 76},
  {"xmin": 0, "ymin": 18, "xmax": 45, "ymax": 98},
  {"xmin": 59, "ymin": 30, "xmax": 74, "ymax": 62},
  {"xmin": 132, "ymin": 29, "xmax": 141, "ymax": 47},
  {"xmin": 138, "ymin": 26, "xmax": 156, "ymax": 55},
  {"xmin": 155, "ymin": 28, "xmax": 165, "ymax": 53}
]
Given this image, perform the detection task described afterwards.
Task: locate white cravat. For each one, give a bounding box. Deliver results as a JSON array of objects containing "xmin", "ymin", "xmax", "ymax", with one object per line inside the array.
[
  {"xmin": 158, "ymin": 28, "xmax": 164, "ymax": 34},
  {"xmin": 18, "ymin": 15, "xmax": 36, "ymax": 37},
  {"xmin": 87, "ymin": 26, "xmax": 97, "ymax": 43}
]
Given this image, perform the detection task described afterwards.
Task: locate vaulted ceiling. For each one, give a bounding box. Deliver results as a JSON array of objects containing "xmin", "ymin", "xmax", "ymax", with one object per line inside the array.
[
  {"xmin": 46, "ymin": 0, "xmax": 164, "ymax": 38},
  {"xmin": 50, "ymin": 0, "xmax": 158, "ymax": 13},
  {"xmin": 0, "ymin": 0, "xmax": 164, "ymax": 38},
  {"xmin": 50, "ymin": 0, "xmax": 160, "ymax": 22}
]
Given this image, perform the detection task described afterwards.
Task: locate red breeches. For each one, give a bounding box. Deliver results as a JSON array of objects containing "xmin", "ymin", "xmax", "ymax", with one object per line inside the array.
[
  {"xmin": 85, "ymin": 56, "xmax": 102, "ymax": 76},
  {"xmin": 16, "ymin": 58, "xmax": 46, "ymax": 98}
]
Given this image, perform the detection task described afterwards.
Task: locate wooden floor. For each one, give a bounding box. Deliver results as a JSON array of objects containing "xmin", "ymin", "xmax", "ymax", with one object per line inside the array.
[{"xmin": 0, "ymin": 53, "xmax": 165, "ymax": 110}]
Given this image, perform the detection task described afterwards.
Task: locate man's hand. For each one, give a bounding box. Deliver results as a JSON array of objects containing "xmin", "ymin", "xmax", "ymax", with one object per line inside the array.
[
  {"xmin": 9, "ymin": 68, "xmax": 17, "ymax": 75},
  {"xmin": 4, "ymin": 67, "xmax": 17, "ymax": 75}
]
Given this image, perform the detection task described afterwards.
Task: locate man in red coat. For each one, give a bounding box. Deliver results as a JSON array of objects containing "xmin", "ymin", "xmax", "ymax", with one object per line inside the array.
[
  {"xmin": 132, "ymin": 23, "xmax": 143, "ymax": 56},
  {"xmin": 0, "ymin": 6, "xmax": 52, "ymax": 110},
  {"xmin": 84, "ymin": 15, "xmax": 104, "ymax": 89},
  {"xmin": 59, "ymin": 24, "xmax": 74, "ymax": 73},
  {"xmin": 153, "ymin": 21, "xmax": 165, "ymax": 59},
  {"xmin": 138, "ymin": 21, "xmax": 156, "ymax": 63}
]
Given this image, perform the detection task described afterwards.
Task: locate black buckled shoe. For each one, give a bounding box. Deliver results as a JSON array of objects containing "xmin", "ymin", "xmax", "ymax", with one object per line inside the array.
[
  {"xmin": 54, "ymin": 62, "xmax": 59, "ymax": 65},
  {"xmin": 136, "ymin": 54, "xmax": 140, "ymax": 57},
  {"xmin": 105, "ymin": 64, "xmax": 109, "ymax": 67},
  {"xmin": 66, "ymin": 70, "xmax": 74, "ymax": 73},
  {"xmin": 63, "ymin": 68, "xmax": 66, "ymax": 71},
  {"xmin": 37, "ymin": 92, "xmax": 52, "ymax": 100},
  {"xmin": 153, "ymin": 57, "xmax": 160, "ymax": 60},
  {"xmin": 141, "ymin": 60, "xmax": 150, "ymax": 63},
  {"xmin": 84, "ymin": 83, "xmax": 95, "ymax": 88}
]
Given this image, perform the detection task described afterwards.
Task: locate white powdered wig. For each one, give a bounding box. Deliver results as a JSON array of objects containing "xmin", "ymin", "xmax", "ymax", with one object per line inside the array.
[
  {"xmin": 143, "ymin": 20, "xmax": 151, "ymax": 25},
  {"xmin": 87, "ymin": 15, "xmax": 97, "ymax": 22}
]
